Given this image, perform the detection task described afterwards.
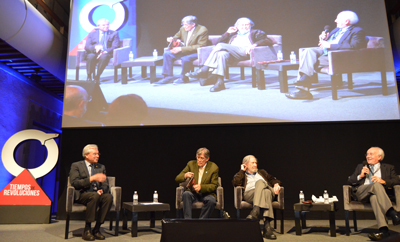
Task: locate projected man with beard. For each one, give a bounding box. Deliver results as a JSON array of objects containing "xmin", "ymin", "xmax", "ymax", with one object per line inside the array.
[{"xmin": 187, "ymin": 17, "xmax": 273, "ymax": 92}]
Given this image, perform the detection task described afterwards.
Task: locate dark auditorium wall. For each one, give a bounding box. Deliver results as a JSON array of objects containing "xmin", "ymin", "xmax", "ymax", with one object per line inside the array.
[{"xmin": 57, "ymin": 120, "xmax": 400, "ymax": 220}]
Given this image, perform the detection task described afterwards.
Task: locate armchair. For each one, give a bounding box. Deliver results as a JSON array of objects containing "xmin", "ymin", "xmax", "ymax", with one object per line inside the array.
[
  {"xmin": 65, "ymin": 176, "xmax": 122, "ymax": 239},
  {"xmin": 234, "ymin": 186, "xmax": 285, "ymax": 234},
  {"xmin": 299, "ymin": 36, "xmax": 387, "ymax": 100},
  {"xmin": 343, "ymin": 176, "xmax": 400, "ymax": 236},
  {"xmin": 175, "ymin": 177, "xmax": 224, "ymax": 218},
  {"xmin": 75, "ymin": 39, "xmax": 132, "ymax": 83}
]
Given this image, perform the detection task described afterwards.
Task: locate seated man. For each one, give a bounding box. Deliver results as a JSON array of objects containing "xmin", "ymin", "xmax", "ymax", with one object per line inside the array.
[
  {"xmin": 175, "ymin": 147, "xmax": 219, "ymax": 218},
  {"xmin": 286, "ymin": 10, "xmax": 367, "ymax": 100},
  {"xmin": 152, "ymin": 15, "xmax": 208, "ymax": 85},
  {"xmin": 85, "ymin": 18, "xmax": 120, "ymax": 83},
  {"xmin": 187, "ymin": 17, "xmax": 273, "ymax": 92},
  {"xmin": 70, "ymin": 144, "xmax": 113, "ymax": 241},
  {"xmin": 232, "ymin": 155, "xmax": 282, "ymax": 240},
  {"xmin": 348, "ymin": 147, "xmax": 400, "ymax": 241}
]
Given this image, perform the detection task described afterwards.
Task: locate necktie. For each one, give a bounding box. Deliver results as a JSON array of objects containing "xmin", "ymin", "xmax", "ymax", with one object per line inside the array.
[
  {"xmin": 100, "ymin": 32, "xmax": 107, "ymax": 50},
  {"xmin": 329, "ymin": 29, "xmax": 341, "ymax": 42},
  {"xmin": 89, "ymin": 164, "xmax": 98, "ymax": 191},
  {"xmin": 89, "ymin": 164, "xmax": 94, "ymax": 176},
  {"xmin": 369, "ymin": 165, "xmax": 375, "ymax": 183}
]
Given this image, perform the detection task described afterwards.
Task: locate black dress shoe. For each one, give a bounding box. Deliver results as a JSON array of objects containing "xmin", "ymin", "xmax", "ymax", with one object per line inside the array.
[
  {"xmin": 368, "ymin": 232, "xmax": 390, "ymax": 241},
  {"xmin": 185, "ymin": 67, "xmax": 209, "ymax": 79},
  {"xmin": 153, "ymin": 76, "xmax": 175, "ymax": 85},
  {"xmin": 263, "ymin": 225, "xmax": 277, "ymax": 240},
  {"xmin": 392, "ymin": 214, "xmax": 400, "ymax": 225},
  {"xmin": 173, "ymin": 76, "xmax": 189, "ymax": 84},
  {"xmin": 285, "ymin": 89, "xmax": 313, "ymax": 100},
  {"xmin": 210, "ymin": 76, "xmax": 225, "ymax": 92},
  {"xmin": 199, "ymin": 76, "xmax": 217, "ymax": 86},
  {"xmin": 82, "ymin": 229, "xmax": 95, "ymax": 241},
  {"xmin": 246, "ymin": 206, "xmax": 260, "ymax": 220},
  {"xmin": 92, "ymin": 230, "xmax": 105, "ymax": 240}
]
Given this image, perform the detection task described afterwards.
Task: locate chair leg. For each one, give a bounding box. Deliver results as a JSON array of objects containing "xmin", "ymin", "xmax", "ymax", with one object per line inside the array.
[
  {"xmin": 353, "ymin": 211, "xmax": 358, "ymax": 232},
  {"xmin": 65, "ymin": 213, "xmax": 70, "ymax": 239},
  {"xmin": 273, "ymin": 209, "xmax": 277, "ymax": 229},
  {"xmin": 280, "ymin": 209, "xmax": 284, "ymax": 234},
  {"xmin": 331, "ymin": 74, "xmax": 342, "ymax": 100},
  {"xmin": 75, "ymin": 67, "xmax": 79, "ymax": 81},
  {"xmin": 240, "ymin": 67, "xmax": 245, "ymax": 80},
  {"xmin": 115, "ymin": 211, "xmax": 120, "ymax": 236},
  {"xmin": 225, "ymin": 67, "xmax": 229, "ymax": 80},
  {"xmin": 348, "ymin": 73, "xmax": 353, "ymax": 90},
  {"xmin": 236, "ymin": 209, "xmax": 240, "ymax": 219},
  {"xmin": 114, "ymin": 66, "xmax": 118, "ymax": 83},
  {"xmin": 345, "ymin": 210, "xmax": 350, "ymax": 236},
  {"xmin": 109, "ymin": 214, "xmax": 114, "ymax": 230},
  {"xmin": 381, "ymin": 71, "xmax": 388, "ymax": 95},
  {"xmin": 220, "ymin": 210, "xmax": 224, "ymax": 218}
]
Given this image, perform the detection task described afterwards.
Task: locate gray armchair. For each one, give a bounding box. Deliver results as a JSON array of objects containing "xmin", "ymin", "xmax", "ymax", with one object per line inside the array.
[
  {"xmin": 65, "ymin": 176, "xmax": 121, "ymax": 239},
  {"xmin": 75, "ymin": 38, "xmax": 132, "ymax": 82},
  {"xmin": 343, "ymin": 176, "xmax": 400, "ymax": 236},
  {"xmin": 175, "ymin": 177, "xmax": 224, "ymax": 218},
  {"xmin": 234, "ymin": 186, "xmax": 285, "ymax": 234}
]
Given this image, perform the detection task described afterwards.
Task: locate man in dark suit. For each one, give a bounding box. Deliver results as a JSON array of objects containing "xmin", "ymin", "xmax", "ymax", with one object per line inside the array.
[
  {"xmin": 70, "ymin": 144, "xmax": 113, "ymax": 241},
  {"xmin": 348, "ymin": 147, "xmax": 400, "ymax": 241},
  {"xmin": 232, "ymin": 155, "xmax": 282, "ymax": 240},
  {"xmin": 286, "ymin": 10, "xmax": 367, "ymax": 99},
  {"xmin": 153, "ymin": 15, "xmax": 208, "ymax": 85},
  {"xmin": 85, "ymin": 18, "xmax": 120, "ymax": 83},
  {"xmin": 187, "ymin": 17, "xmax": 273, "ymax": 92},
  {"xmin": 175, "ymin": 147, "xmax": 219, "ymax": 218}
]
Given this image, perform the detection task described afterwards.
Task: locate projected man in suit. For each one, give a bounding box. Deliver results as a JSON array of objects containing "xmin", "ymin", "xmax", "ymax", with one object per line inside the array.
[
  {"xmin": 85, "ymin": 18, "xmax": 120, "ymax": 83},
  {"xmin": 232, "ymin": 155, "xmax": 282, "ymax": 240},
  {"xmin": 187, "ymin": 17, "xmax": 273, "ymax": 92},
  {"xmin": 348, "ymin": 147, "xmax": 400, "ymax": 241},
  {"xmin": 175, "ymin": 147, "xmax": 219, "ymax": 218},
  {"xmin": 70, "ymin": 144, "xmax": 113, "ymax": 241},
  {"xmin": 286, "ymin": 10, "xmax": 367, "ymax": 100},
  {"xmin": 153, "ymin": 15, "xmax": 208, "ymax": 85}
]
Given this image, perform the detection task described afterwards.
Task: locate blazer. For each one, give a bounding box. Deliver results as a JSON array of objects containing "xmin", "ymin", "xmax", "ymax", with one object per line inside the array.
[
  {"xmin": 175, "ymin": 160, "xmax": 219, "ymax": 198},
  {"xmin": 232, "ymin": 169, "xmax": 282, "ymax": 196},
  {"xmin": 70, "ymin": 160, "xmax": 110, "ymax": 200},
  {"xmin": 172, "ymin": 24, "xmax": 209, "ymax": 55},
  {"xmin": 327, "ymin": 25, "xmax": 367, "ymax": 51},
  {"xmin": 85, "ymin": 29, "xmax": 120, "ymax": 56},
  {"xmin": 217, "ymin": 29, "xmax": 273, "ymax": 47}
]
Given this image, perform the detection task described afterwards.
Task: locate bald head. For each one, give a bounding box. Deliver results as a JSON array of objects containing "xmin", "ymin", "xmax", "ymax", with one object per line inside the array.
[{"xmin": 64, "ymin": 85, "xmax": 89, "ymax": 117}]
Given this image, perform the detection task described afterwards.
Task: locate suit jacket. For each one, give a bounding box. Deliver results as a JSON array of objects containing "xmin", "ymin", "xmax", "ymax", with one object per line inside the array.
[
  {"xmin": 175, "ymin": 160, "xmax": 219, "ymax": 198},
  {"xmin": 348, "ymin": 162, "xmax": 400, "ymax": 199},
  {"xmin": 85, "ymin": 29, "xmax": 120, "ymax": 57},
  {"xmin": 232, "ymin": 169, "xmax": 282, "ymax": 196},
  {"xmin": 70, "ymin": 160, "xmax": 110, "ymax": 200},
  {"xmin": 217, "ymin": 29, "xmax": 273, "ymax": 47},
  {"xmin": 172, "ymin": 24, "xmax": 209, "ymax": 55},
  {"xmin": 327, "ymin": 25, "xmax": 367, "ymax": 51}
]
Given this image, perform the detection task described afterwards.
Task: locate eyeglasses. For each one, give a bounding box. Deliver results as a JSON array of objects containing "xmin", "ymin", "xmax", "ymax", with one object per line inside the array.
[
  {"xmin": 91, "ymin": 153, "xmax": 100, "ymax": 156},
  {"xmin": 181, "ymin": 23, "xmax": 193, "ymax": 27}
]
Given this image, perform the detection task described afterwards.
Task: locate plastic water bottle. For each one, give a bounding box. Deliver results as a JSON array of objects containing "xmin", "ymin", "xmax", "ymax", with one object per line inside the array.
[
  {"xmin": 153, "ymin": 191, "xmax": 158, "ymax": 203},
  {"xmin": 129, "ymin": 51, "xmax": 134, "ymax": 61},
  {"xmin": 323, "ymin": 190, "xmax": 329, "ymax": 204},
  {"xmin": 290, "ymin": 51, "xmax": 296, "ymax": 64},
  {"xmin": 133, "ymin": 191, "xmax": 138, "ymax": 205},
  {"xmin": 299, "ymin": 191, "xmax": 305, "ymax": 203},
  {"xmin": 153, "ymin": 49, "xmax": 158, "ymax": 59},
  {"xmin": 277, "ymin": 50, "xmax": 283, "ymax": 61}
]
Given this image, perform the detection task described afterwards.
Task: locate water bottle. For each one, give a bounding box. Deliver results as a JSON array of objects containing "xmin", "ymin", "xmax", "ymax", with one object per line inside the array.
[
  {"xmin": 133, "ymin": 191, "xmax": 138, "ymax": 205},
  {"xmin": 323, "ymin": 190, "xmax": 329, "ymax": 204},
  {"xmin": 299, "ymin": 190, "xmax": 305, "ymax": 203},
  {"xmin": 290, "ymin": 51, "xmax": 296, "ymax": 64},
  {"xmin": 277, "ymin": 50, "xmax": 283, "ymax": 61},
  {"xmin": 129, "ymin": 51, "xmax": 134, "ymax": 61},
  {"xmin": 153, "ymin": 190, "xmax": 158, "ymax": 203},
  {"xmin": 153, "ymin": 49, "xmax": 158, "ymax": 59}
]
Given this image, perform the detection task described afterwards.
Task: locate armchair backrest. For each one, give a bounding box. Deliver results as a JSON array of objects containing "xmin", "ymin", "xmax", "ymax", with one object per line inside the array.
[
  {"xmin": 366, "ymin": 36, "xmax": 384, "ymax": 49},
  {"xmin": 120, "ymin": 38, "xmax": 132, "ymax": 48}
]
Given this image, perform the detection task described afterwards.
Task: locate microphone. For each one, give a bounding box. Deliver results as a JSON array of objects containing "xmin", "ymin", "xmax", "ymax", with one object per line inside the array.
[
  {"xmin": 362, "ymin": 160, "xmax": 371, "ymax": 176},
  {"xmin": 320, "ymin": 25, "xmax": 331, "ymax": 41}
]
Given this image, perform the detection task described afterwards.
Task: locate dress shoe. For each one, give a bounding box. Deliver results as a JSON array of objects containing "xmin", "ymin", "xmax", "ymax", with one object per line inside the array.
[
  {"xmin": 263, "ymin": 224, "xmax": 277, "ymax": 240},
  {"xmin": 82, "ymin": 229, "xmax": 95, "ymax": 241},
  {"xmin": 199, "ymin": 76, "xmax": 217, "ymax": 86},
  {"xmin": 92, "ymin": 230, "xmax": 105, "ymax": 240},
  {"xmin": 392, "ymin": 214, "xmax": 400, "ymax": 225},
  {"xmin": 210, "ymin": 77, "xmax": 225, "ymax": 92},
  {"xmin": 246, "ymin": 206, "xmax": 260, "ymax": 220},
  {"xmin": 173, "ymin": 76, "xmax": 189, "ymax": 84},
  {"xmin": 285, "ymin": 89, "xmax": 313, "ymax": 100},
  {"xmin": 294, "ymin": 74, "xmax": 313, "ymax": 88},
  {"xmin": 368, "ymin": 232, "xmax": 390, "ymax": 241},
  {"xmin": 152, "ymin": 76, "xmax": 175, "ymax": 86},
  {"xmin": 185, "ymin": 66, "xmax": 209, "ymax": 79}
]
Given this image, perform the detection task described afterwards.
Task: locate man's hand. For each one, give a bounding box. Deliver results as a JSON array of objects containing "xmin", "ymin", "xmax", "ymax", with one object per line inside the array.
[
  {"xmin": 318, "ymin": 40, "xmax": 331, "ymax": 49},
  {"xmin": 371, "ymin": 176, "xmax": 386, "ymax": 185},
  {"xmin": 227, "ymin": 27, "xmax": 238, "ymax": 34},
  {"xmin": 273, "ymin": 184, "xmax": 281, "ymax": 195},
  {"xmin": 167, "ymin": 37, "xmax": 174, "ymax": 42},
  {"xmin": 241, "ymin": 164, "xmax": 247, "ymax": 171},
  {"xmin": 97, "ymin": 189, "xmax": 103, "ymax": 195},
  {"xmin": 90, "ymin": 173, "xmax": 106, "ymax": 183},
  {"xmin": 184, "ymin": 172, "xmax": 194, "ymax": 179},
  {"xmin": 359, "ymin": 167, "xmax": 369, "ymax": 179},
  {"xmin": 170, "ymin": 47, "xmax": 182, "ymax": 54},
  {"xmin": 95, "ymin": 45, "xmax": 103, "ymax": 53},
  {"xmin": 192, "ymin": 184, "xmax": 201, "ymax": 192},
  {"xmin": 319, "ymin": 31, "xmax": 329, "ymax": 41},
  {"xmin": 245, "ymin": 44, "xmax": 257, "ymax": 55}
]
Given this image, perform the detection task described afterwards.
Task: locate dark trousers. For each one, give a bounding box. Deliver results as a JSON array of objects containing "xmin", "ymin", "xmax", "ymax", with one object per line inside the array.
[
  {"xmin": 86, "ymin": 53, "xmax": 112, "ymax": 80},
  {"xmin": 78, "ymin": 192, "xmax": 113, "ymax": 224},
  {"xmin": 162, "ymin": 51, "xmax": 198, "ymax": 77},
  {"xmin": 182, "ymin": 190, "xmax": 216, "ymax": 219}
]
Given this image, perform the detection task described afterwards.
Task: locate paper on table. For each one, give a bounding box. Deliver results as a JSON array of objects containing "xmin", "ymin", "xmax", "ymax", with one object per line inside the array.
[
  {"xmin": 311, "ymin": 195, "xmax": 339, "ymax": 203},
  {"xmin": 140, "ymin": 202, "xmax": 163, "ymax": 205}
]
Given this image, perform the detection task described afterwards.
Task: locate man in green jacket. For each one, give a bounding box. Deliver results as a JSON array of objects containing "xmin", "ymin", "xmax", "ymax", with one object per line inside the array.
[{"xmin": 175, "ymin": 147, "xmax": 219, "ymax": 218}]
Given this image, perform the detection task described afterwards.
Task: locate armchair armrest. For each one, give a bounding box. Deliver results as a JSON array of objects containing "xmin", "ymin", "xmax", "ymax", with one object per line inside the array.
[
  {"xmin": 343, "ymin": 185, "xmax": 352, "ymax": 210},
  {"xmin": 110, "ymin": 186, "xmax": 122, "ymax": 211},
  {"xmin": 112, "ymin": 46, "xmax": 130, "ymax": 66},
  {"xmin": 253, "ymin": 46, "xmax": 278, "ymax": 69},
  {"xmin": 234, "ymin": 186, "xmax": 244, "ymax": 209},
  {"xmin": 197, "ymin": 45, "xmax": 215, "ymax": 66},
  {"xmin": 276, "ymin": 187, "xmax": 284, "ymax": 209},
  {"xmin": 176, "ymin": 186, "xmax": 184, "ymax": 209},
  {"xmin": 216, "ymin": 186, "xmax": 224, "ymax": 210},
  {"xmin": 394, "ymin": 185, "xmax": 400, "ymax": 212},
  {"xmin": 66, "ymin": 185, "xmax": 75, "ymax": 213}
]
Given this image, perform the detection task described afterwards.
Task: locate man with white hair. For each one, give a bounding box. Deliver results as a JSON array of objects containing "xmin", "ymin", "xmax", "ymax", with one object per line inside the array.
[
  {"xmin": 286, "ymin": 10, "xmax": 367, "ymax": 99},
  {"xmin": 187, "ymin": 17, "xmax": 273, "ymax": 92},
  {"xmin": 232, "ymin": 155, "xmax": 282, "ymax": 240},
  {"xmin": 70, "ymin": 144, "xmax": 113, "ymax": 241},
  {"xmin": 348, "ymin": 147, "xmax": 400, "ymax": 241}
]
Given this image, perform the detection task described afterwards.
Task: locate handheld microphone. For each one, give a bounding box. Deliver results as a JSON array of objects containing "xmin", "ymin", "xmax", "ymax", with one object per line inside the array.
[
  {"xmin": 320, "ymin": 25, "xmax": 331, "ymax": 41},
  {"xmin": 362, "ymin": 160, "xmax": 370, "ymax": 176}
]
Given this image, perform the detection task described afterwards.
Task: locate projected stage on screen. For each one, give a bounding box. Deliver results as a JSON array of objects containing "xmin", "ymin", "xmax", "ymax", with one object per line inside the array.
[{"xmin": 62, "ymin": 0, "xmax": 400, "ymax": 128}]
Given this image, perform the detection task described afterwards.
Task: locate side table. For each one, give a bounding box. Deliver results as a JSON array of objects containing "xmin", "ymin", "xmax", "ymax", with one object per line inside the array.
[
  {"xmin": 122, "ymin": 202, "xmax": 170, "ymax": 237},
  {"xmin": 256, "ymin": 61, "xmax": 299, "ymax": 93},
  {"xmin": 293, "ymin": 202, "xmax": 338, "ymax": 237},
  {"xmin": 120, "ymin": 56, "xmax": 163, "ymax": 84}
]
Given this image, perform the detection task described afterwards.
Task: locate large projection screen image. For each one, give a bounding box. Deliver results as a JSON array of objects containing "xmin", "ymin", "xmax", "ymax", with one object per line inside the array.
[{"xmin": 63, "ymin": 0, "xmax": 400, "ymax": 128}]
